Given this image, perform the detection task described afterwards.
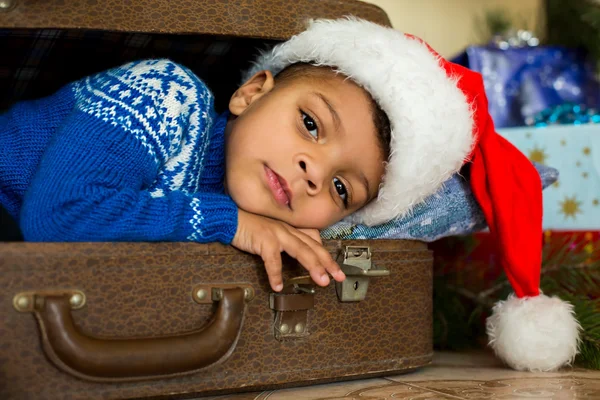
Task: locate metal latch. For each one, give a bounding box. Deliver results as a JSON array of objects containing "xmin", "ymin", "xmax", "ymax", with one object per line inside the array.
[
  {"xmin": 336, "ymin": 246, "xmax": 390, "ymax": 302},
  {"xmin": 270, "ymin": 276, "xmax": 315, "ymax": 340}
]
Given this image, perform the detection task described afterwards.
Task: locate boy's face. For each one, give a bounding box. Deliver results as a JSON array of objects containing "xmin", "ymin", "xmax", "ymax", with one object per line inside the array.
[{"xmin": 224, "ymin": 70, "xmax": 385, "ymax": 229}]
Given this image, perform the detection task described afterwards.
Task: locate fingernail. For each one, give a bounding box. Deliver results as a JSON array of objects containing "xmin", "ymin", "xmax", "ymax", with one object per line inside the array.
[
  {"xmin": 275, "ymin": 284, "xmax": 283, "ymax": 292},
  {"xmin": 321, "ymin": 274, "xmax": 330, "ymax": 284}
]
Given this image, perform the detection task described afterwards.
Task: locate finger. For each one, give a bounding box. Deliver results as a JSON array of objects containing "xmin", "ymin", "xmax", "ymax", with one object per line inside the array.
[
  {"xmin": 297, "ymin": 228, "xmax": 322, "ymax": 244},
  {"xmin": 278, "ymin": 232, "xmax": 331, "ymax": 287},
  {"xmin": 260, "ymin": 241, "xmax": 284, "ymax": 292},
  {"xmin": 288, "ymin": 229, "xmax": 346, "ymax": 283}
]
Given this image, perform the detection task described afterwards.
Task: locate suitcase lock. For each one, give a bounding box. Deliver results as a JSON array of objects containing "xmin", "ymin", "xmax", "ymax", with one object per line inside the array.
[
  {"xmin": 270, "ymin": 276, "xmax": 314, "ymax": 340},
  {"xmin": 336, "ymin": 246, "xmax": 390, "ymax": 302}
]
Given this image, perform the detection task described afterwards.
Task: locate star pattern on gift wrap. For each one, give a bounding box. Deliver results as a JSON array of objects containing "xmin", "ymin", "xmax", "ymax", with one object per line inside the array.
[
  {"xmin": 528, "ymin": 145, "xmax": 548, "ymax": 164},
  {"xmin": 561, "ymin": 139, "xmax": 567, "ymax": 146},
  {"xmin": 559, "ymin": 195, "xmax": 583, "ymax": 220},
  {"xmin": 553, "ymin": 180, "xmax": 560, "ymax": 188},
  {"xmin": 582, "ymin": 172, "xmax": 589, "ymax": 179},
  {"xmin": 593, "ymin": 198, "xmax": 599, "ymax": 207},
  {"xmin": 583, "ymin": 147, "xmax": 591, "ymax": 156}
]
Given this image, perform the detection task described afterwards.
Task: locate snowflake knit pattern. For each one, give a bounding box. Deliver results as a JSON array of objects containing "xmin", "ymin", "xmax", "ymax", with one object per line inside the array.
[{"xmin": 0, "ymin": 59, "xmax": 238, "ymax": 243}]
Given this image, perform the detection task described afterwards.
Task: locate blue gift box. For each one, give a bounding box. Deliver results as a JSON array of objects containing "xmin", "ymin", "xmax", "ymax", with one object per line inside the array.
[{"xmin": 452, "ymin": 46, "xmax": 600, "ymax": 128}]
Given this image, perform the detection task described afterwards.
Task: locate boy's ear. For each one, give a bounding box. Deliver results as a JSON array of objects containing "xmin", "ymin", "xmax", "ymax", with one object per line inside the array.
[{"xmin": 229, "ymin": 70, "xmax": 275, "ymax": 116}]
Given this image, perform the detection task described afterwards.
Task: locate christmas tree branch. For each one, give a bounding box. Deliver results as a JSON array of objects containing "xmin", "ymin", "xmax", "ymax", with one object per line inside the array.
[
  {"xmin": 444, "ymin": 284, "xmax": 495, "ymax": 307},
  {"xmin": 452, "ymin": 263, "xmax": 598, "ymax": 303}
]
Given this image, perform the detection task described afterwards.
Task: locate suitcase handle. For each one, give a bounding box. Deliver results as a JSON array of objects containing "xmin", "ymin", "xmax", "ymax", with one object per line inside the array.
[{"xmin": 21, "ymin": 287, "xmax": 248, "ymax": 382}]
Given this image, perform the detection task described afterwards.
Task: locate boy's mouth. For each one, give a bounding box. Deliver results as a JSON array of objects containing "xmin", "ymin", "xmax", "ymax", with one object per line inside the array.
[{"xmin": 264, "ymin": 165, "xmax": 292, "ymax": 208}]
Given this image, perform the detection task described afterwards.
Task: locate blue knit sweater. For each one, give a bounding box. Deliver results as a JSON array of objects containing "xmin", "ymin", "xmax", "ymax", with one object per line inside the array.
[{"xmin": 0, "ymin": 59, "xmax": 238, "ymax": 244}]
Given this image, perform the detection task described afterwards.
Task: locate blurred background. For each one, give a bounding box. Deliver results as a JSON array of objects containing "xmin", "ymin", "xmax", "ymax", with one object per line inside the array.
[{"xmin": 365, "ymin": 0, "xmax": 543, "ymax": 58}]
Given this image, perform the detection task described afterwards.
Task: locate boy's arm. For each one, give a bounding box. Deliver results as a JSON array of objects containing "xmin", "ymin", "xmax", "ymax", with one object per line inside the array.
[
  {"xmin": 20, "ymin": 59, "xmax": 237, "ymax": 244},
  {"xmin": 21, "ymin": 180, "xmax": 238, "ymax": 243}
]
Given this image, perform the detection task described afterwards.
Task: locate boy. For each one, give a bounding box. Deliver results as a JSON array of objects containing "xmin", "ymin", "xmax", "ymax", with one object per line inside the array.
[{"xmin": 0, "ymin": 18, "xmax": 579, "ymax": 372}]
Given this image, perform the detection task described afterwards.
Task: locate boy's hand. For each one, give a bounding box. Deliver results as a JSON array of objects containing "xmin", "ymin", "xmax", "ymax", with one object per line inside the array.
[
  {"xmin": 232, "ymin": 209, "xmax": 346, "ymax": 292},
  {"xmin": 297, "ymin": 228, "xmax": 322, "ymax": 244}
]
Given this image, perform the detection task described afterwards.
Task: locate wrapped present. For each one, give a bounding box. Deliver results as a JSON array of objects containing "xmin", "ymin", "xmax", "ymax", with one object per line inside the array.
[
  {"xmin": 498, "ymin": 123, "xmax": 600, "ymax": 230},
  {"xmin": 452, "ymin": 45, "xmax": 600, "ymax": 128},
  {"xmin": 530, "ymin": 102, "xmax": 600, "ymax": 127}
]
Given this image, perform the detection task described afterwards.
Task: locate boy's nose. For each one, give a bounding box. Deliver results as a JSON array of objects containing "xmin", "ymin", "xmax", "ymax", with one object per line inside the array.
[{"xmin": 298, "ymin": 158, "xmax": 325, "ymax": 195}]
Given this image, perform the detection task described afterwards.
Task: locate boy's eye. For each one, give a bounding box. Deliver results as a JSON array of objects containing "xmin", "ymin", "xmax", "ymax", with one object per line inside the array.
[
  {"xmin": 333, "ymin": 177, "xmax": 348, "ymax": 206},
  {"xmin": 301, "ymin": 111, "xmax": 318, "ymax": 139}
]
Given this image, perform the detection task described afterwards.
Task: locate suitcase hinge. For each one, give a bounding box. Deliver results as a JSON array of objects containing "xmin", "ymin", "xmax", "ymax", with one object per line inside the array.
[
  {"xmin": 335, "ymin": 246, "xmax": 390, "ymax": 302},
  {"xmin": 270, "ymin": 276, "xmax": 314, "ymax": 340}
]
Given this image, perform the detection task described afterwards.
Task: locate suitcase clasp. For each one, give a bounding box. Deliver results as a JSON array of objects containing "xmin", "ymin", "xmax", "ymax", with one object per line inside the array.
[
  {"xmin": 270, "ymin": 276, "xmax": 316, "ymax": 340},
  {"xmin": 336, "ymin": 246, "xmax": 390, "ymax": 302},
  {"xmin": 279, "ymin": 275, "xmax": 316, "ymax": 294}
]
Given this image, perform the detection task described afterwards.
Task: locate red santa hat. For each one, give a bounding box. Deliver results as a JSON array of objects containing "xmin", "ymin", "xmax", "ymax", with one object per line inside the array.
[{"xmin": 244, "ymin": 17, "xmax": 581, "ymax": 372}]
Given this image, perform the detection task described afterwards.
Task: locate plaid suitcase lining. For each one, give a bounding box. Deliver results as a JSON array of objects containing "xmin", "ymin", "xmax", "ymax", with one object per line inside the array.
[{"xmin": 0, "ymin": 28, "xmax": 279, "ymax": 112}]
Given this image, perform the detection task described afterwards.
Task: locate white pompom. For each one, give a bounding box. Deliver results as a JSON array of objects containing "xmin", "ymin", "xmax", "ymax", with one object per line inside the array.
[{"xmin": 486, "ymin": 293, "xmax": 581, "ymax": 371}]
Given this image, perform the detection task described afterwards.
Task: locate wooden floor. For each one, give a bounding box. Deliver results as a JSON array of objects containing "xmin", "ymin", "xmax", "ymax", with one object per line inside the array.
[{"xmin": 196, "ymin": 350, "xmax": 600, "ymax": 399}]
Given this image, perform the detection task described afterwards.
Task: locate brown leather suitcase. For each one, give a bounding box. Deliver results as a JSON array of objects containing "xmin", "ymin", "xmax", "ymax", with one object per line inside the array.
[
  {"xmin": 0, "ymin": 1, "xmax": 433, "ymax": 399},
  {"xmin": 1, "ymin": 241, "xmax": 432, "ymax": 399}
]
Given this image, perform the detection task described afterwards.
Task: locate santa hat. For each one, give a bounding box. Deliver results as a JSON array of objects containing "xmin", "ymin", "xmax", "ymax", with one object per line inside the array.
[{"xmin": 244, "ymin": 17, "xmax": 581, "ymax": 372}]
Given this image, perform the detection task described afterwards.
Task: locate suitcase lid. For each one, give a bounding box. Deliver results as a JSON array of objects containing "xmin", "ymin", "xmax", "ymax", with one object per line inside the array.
[
  {"xmin": 0, "ymin": 0, "xmax": 391, "ymax": 112},
  {"xmin": 0, "ymin": 0, "xmax": 390, "ymax": 40}
]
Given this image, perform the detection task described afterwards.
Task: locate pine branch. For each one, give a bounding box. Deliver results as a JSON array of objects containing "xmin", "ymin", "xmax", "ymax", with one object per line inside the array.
[
  {"xmin": 433, "ymin": 279, "xmax": 487, "ymax": 350},
  {"xmin": 444, "ymin": 284, "xmax": 494, "ymax": 307},
  {"xmin": 546, "ymin": 0, "xmax": 600, "ymax": 70},
  {"xmin": 558, "ymin": 294, "xmax": 600, "ymax": 369},
  {"xmin": 446, "ymin": 262, "xmax": 598, "ymax": 304},
  {"xmin": 578, "ymin": 341, "xmax": 600, "ymax": 370}
]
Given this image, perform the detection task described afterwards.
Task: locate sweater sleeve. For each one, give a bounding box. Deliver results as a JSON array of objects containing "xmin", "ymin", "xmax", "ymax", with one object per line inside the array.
[{"xmin": 20, "ymin": 59, "xmax": 238, "ymax": 244}]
